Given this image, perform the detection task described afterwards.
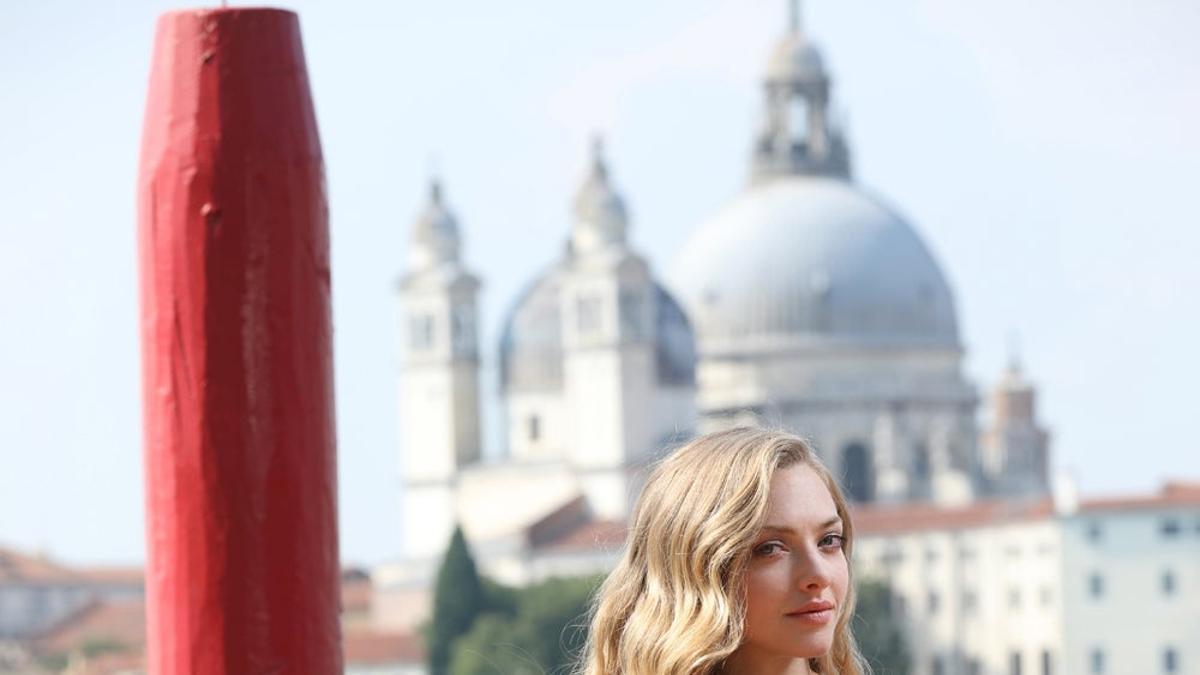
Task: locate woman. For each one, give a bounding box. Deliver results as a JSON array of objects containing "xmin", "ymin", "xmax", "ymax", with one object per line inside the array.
[{"xmin": 579, "ymin": 427, "xmax": 869, "ymax": 675}]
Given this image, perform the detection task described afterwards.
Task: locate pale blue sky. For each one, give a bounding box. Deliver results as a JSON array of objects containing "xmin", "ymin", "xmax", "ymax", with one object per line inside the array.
[{"xmin": 1, "ymin": 0, "xmax": 1197, "ymax": 566}]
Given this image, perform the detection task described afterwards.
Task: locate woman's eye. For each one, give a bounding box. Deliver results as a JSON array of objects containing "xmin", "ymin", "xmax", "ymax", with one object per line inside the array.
[
  {"xmin": 754, "ymin": 541, "xmax": 785, "ymax": 556},
  {"xmin": 819, "ymin": 534, "xmax": 845, "ymax": 550}
]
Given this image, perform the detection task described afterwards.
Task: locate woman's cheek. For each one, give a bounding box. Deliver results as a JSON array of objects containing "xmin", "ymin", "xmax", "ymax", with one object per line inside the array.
[{"xmin": 832, "ymin": 556, "xmax": 850, "ymax": 600}]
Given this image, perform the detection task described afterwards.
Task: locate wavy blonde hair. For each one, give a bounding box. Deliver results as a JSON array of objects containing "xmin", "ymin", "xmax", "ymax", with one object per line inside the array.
[{"xmin": 578, "ymin": 427, "xmax": 869, "ymax": 675}]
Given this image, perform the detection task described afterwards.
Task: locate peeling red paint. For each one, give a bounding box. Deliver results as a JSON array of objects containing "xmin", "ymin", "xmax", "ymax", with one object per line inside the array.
[{"xmin": 137, "ymin": 8, "xmax": 341, "ymax": 674}]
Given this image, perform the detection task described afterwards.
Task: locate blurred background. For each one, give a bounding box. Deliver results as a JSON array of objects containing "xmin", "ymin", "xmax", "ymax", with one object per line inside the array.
[{"xmin": 1, "ymin": 1, "xmax": 1198, "ymax": 673}]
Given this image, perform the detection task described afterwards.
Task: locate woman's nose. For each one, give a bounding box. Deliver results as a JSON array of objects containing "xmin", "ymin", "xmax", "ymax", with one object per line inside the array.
[{"xmin": 795, "ymin": 548, "xmax": 833, "ymax": 590}]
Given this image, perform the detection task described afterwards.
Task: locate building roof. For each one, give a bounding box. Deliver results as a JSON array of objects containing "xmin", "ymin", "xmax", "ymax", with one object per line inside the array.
[
  {"xmin": 849, "ymin": 481, "xmax": 1200, "ymax": 537},
  {"xmin": 1077, "ymin": 480, "xmax": 1200, "ymax": 513},
  {"xmin": 851, "ymin": 498, "xmax": 1056, "ymax": 537},
  {"xmin": 532, "ymin": 518, "xmax": 628, "ymax": 553},
  {"xmin": 0, "ymin": 546, "xmax": 143, "ymax": 587},
  {"xmin": 518, "ymin": 481, "xmax": 1200, "ymax": 552},
  {"xmin": 35, "ymin": 599, "xmax": 146, "ymax": 655},
  {"xmin": 0, "ymin": 546, "xmax": 83, "ymax": 584},
  {"xmin": 69, "ymin": 567, "xmax": 144, "ymax": 586}
]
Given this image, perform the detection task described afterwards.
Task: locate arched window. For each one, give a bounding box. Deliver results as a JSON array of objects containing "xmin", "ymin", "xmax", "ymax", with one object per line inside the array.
[
  {"xmin": 913, "ymin": 442, "xmax": 931, "ymax": 482},
  {"xmin": 789, "ymin": 96, "xmax": 810, "ymax": 147},
  {"xmin": 576, "ymin": 294, "xmax": 603, "ymax": 335},
  {"xmin": 450, "ymin": 305, "xmax": 475, "ymax": 355},
  {"xmin": 409, "ymin": 314, "xmax": 434, "ymax": 351},
  {"xmin": 619, "ymin": 289, "xmax": 643, "ymax": 339},
  {"xmin": 841, "ymin": 441, "xmax": 874, "ymax": 503},
  {"xmin": 1164, "ymin": 646, "xmax": 1178, "ymax": 673}
]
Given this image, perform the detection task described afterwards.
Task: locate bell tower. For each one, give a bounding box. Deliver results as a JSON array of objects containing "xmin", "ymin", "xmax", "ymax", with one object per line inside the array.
[
  {"xmin": 980, "ymin": 359, "xmax": 1052, "ymax": 499},
  {"xmin": 560, "ymin": 140, "xmax": 676, "ymax": 517},
  {"xmin": 397, "ymin": 179, "xmax": 482, "ymax": 561}
]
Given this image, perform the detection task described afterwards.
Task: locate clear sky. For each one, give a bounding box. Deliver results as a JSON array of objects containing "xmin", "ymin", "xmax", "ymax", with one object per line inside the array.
[{"xmin": 1, "ymin": 0, "xmax": 1197, "ymax": 567}]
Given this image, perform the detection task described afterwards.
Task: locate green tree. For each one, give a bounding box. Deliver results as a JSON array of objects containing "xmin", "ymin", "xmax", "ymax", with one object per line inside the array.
[
  {"xmin": 480, "ymin": 577, "xmax": 520, "ymax": 617},
  {"xmin": 449, "ymin": 575, "xmax": 601, "ymax": 675},
  {"xmin": 853, "ymin": 576, "xmax": 911, "ymax": 675},
  {"xmin": 428, "ymin": 526, "xmax": 487, "ymax": 675}
]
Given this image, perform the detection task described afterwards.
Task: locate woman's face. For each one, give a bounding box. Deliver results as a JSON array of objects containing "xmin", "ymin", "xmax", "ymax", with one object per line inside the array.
[{"xmin": 730, "ymin": 463, "xmax": 849, "ymax": 672}]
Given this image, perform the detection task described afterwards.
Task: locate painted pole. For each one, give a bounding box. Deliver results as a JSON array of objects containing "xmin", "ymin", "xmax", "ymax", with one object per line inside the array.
[{"xmin": 136, "ymin": 9, "xmax": 341, "ymax": 673}]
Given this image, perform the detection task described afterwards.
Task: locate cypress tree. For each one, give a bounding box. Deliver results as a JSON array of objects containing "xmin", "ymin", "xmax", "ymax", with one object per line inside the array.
[
  {"xmin": 428, "ymin": 525, "xmax": 485, "ymax": 675},
  {"xmin": 448, "ymin": 575, "xmax": 603, "ymax": 675}
]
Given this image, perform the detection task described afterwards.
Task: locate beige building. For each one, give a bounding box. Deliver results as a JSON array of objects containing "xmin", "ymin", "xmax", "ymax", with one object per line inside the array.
[{"xmin": 853, "ymin": 482, "xmax": 1200, "ymax": 675}]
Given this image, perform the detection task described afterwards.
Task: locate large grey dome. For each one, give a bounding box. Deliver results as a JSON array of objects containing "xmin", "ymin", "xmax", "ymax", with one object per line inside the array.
[{"xmin": 668, "ymin": 176, "xmax": 959, "ymax": 353}]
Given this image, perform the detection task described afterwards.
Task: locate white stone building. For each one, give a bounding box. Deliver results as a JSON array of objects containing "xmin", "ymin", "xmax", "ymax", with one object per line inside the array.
[
  {"xmin": 380, "ymin": 2, "xmax": 1055, "ymax": 621},
  {"xmin": 376, "ymin": 12, "xmax": 1199, "ymax": 671}
]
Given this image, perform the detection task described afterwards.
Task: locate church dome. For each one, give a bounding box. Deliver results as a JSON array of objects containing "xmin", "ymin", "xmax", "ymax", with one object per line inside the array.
[
  {"xmin": 498, "ymin": 270, "xmax": 695, "ymax": 392},
  {"xmin": 498, "ymin": 267, "xmax": 564, "ymax": 392},
  {"xmin": 668, "ymin": 176, "xmax": 960, "ymax": 353}
]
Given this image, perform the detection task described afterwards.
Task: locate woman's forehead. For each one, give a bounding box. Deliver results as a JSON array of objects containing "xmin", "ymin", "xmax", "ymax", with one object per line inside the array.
[{"xmin": 763, "ymin": 463, "xmax": 839, "ymax": 526}]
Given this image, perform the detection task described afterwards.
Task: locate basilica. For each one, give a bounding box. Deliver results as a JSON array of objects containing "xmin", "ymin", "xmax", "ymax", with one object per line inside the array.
[{"xmin": 384, "ymin": 5, "xmax": 1051, "ymax": 597}]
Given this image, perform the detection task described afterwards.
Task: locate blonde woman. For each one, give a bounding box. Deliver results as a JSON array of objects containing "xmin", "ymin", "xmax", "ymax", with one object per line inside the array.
[{"xmin": 580, "ymin": 427, "xmax": 869, "ymax": 675}]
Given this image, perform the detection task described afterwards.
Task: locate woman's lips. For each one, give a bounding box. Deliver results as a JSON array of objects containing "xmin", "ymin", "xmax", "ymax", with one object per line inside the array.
[{"xmin": 786, "ymin": 607, "xmax": 835, "ymax": 625}]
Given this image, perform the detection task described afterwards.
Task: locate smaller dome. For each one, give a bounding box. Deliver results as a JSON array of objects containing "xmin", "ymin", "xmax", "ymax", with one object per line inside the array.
[
  {"xmin": 408, "ymin": 179, "xmax": 460, "ymax": 271},
  {"xmin": 499, "ymin": 267, "xmax": 565, "ymax": 392},
  {"xmin": 498, "ymin": 267, "xmax": 695, "ymax": 393},
  {"xmin": 765, "ymin": 33, "xmax": 826, "ymax": 84}
]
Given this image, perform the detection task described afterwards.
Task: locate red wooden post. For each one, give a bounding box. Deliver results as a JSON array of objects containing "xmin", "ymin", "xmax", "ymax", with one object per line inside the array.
[{"xmin": 136, "ymin": 8, "xmax": 341, "ymax": 673}]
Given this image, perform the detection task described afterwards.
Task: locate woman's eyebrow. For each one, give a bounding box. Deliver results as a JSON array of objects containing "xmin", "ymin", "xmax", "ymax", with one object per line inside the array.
[{"xmin": 760, "ymin": 517, "xmax": 843, "ymax": 535}]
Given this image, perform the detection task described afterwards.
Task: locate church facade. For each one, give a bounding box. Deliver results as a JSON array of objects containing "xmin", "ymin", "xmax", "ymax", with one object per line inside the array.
[{"xmin": 389, "ymin": 5, "xmax": 1051, "ymax": 591}]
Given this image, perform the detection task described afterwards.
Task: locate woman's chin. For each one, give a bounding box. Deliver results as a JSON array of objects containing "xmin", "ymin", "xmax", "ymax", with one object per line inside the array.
[
  {"xmin": 786, "ymin": 631, "xmax": 835, "ymax": 659},
  {"xmin": 739, "ymin": 631, "xmax": 834, "ymax": 664}
]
